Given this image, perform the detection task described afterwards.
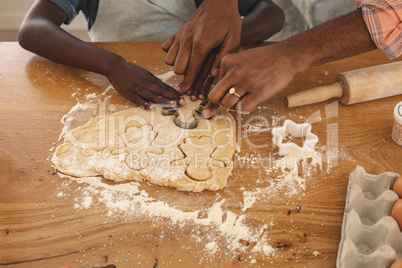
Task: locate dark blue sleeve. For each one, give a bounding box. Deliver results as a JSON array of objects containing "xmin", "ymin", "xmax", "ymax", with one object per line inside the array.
[
  {"xmin": 47, "ymin": 0, "xmax": 98, "ymax": 29},
  {"xmin": 194, "ymin": 0, "xmax": 258, "ymax": 16},
  {"xmin": 237, "ymin": 0, "xmax": 258, "ymax": 16}
]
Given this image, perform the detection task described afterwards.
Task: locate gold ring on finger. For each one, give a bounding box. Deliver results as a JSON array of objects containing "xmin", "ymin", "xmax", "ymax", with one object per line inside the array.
[{"xmin": 229, "ymin": 87, "xmax": 241, "ymax": 98}]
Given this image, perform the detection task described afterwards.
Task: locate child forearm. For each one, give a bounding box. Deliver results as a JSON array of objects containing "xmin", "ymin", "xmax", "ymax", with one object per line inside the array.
[
  {"xmin": 18, "ymin": 0, "xmax": 181, "ymax": 108},
  {"xmin": 241, "ymin": 0, "xmax": 285, "ymax": 45},
  {"xmin": 18, "ymin": 4, "xmax": 122, "ymax": 77}
]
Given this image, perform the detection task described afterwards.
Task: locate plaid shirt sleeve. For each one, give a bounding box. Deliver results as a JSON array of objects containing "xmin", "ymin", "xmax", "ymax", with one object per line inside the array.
[{"xmin": 357, "ymin": 0, "xmax": 402, "ymax": 59}]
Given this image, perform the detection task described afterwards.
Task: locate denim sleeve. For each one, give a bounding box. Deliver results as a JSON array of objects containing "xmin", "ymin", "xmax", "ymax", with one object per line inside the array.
[
  {"xmin": 47, "ymin": 0, "xmax": 98, "ymax": 29},
  {"xmin": 48, "ymin": 0, "xmax": 82, "ymax": 24},
  {"xmin": 194, "ymin": 0, "xmax": 258, "ymax": 16}
]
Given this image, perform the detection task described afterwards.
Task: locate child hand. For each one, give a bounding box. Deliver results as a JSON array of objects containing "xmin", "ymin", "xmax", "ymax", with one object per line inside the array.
[{"xmin": 108, "ymin": 60, "xmax": 183, "ymax": 110}]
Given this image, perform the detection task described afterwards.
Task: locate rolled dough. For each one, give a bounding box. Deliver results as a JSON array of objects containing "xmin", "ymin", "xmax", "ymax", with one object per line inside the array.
[{"xmin": 52, "ymin": 97, "xmax": 237, "ymax": 192}]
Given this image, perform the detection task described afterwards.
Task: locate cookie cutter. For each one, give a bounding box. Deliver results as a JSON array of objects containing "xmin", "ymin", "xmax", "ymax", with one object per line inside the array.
[
  {"xmin": 162, "ymin": 106, "xmax": 199, "ymax": 129},
  {"xmin": 162, "ymin": 48, "xmax": 217, "ymax": 130},
  {"xmin": 271, "ymin": 119, "xmax": 318, "ymax": 158},
  {"xmin": 162, "ymin": 86, "xmax": 214, "ymax": 129}
]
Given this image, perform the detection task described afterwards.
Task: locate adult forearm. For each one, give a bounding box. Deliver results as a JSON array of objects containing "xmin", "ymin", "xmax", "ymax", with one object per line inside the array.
[
  {"xmin": 203, "ymin": 9, "xmax": 379, "ymax": 115},
  {"xmin": 18, "ymin": 19, "xmax": 122, "ymax": 77},
  {"xmin": 278, "ymin": 9, "xmax": 377, "ymax": 74}
]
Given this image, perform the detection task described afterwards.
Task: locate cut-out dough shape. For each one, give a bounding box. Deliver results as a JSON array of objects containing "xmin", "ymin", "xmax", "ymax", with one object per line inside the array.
[
  {"xmin": 110, "ymin": 125, "xmax": 164, "ymax": 170},
  {"xmin": 52, "ymin": 95, "xmax": 236, "ymax": 191},
  {"xmin": 172, "ymin": 136, "xmax": 226, "ymax": 181},
  {"xmin": 162, "ymin": 103, "xmax": 200, "ymax": 129}
]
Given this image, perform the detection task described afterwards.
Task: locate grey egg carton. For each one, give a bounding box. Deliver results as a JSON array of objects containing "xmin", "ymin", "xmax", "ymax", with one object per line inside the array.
[{"xmin": 337, "ymin": 166, "xmax": 401, "ymax": 268}]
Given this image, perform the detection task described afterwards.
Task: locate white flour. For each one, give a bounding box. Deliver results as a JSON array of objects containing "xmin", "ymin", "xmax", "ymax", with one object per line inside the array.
[
  {"xmin": 156, "ymin": 70, "xmax": 176, "ymax": 82},
  {"xmin": 59, "ymin": 174, "xmax": 276, "ymax": 257},
  {"xmin": 241, "ymin": 152, "xmax": 322, "ymax": 212},
  {"xmin": 55, "ymin": 177, "xmax": 277, "ymax": 266}
]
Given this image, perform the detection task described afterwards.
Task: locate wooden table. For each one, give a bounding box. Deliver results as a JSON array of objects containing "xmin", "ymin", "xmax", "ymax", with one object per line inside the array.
[{"xmin": 1, "ymin": 42, "xmax": 401, "ymax": 268}]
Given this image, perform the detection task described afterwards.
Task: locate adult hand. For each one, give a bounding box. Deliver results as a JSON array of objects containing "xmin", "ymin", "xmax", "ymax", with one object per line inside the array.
[
  {"xmin": 107, "ymin": 59, "xmax": 183, "ymax": 110},
  {"xmin": 202, "ymin": 44, "xmax": 299, "ymax": 117},
  {"xmin": 188, "ymin": 47, "xmax": 219, "ymax": 101},
  {"xmin": 201, "ymin": 9, "xmax": 380, "ymax": 117},
  {"xmin": 162, "ymin": 0, "xmax": 242, "ymax": 97}
]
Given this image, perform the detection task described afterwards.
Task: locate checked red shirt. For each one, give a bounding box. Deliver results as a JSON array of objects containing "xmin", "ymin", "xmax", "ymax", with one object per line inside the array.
[{"xmin": 357, "ymin": 0, "xmax": 402, "ymax": 59}]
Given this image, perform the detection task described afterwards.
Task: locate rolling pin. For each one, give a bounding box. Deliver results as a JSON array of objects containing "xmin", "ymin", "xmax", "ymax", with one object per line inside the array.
[{"xmin": 285, "ymin": 61, "xmax": 402, "ymax": 107}]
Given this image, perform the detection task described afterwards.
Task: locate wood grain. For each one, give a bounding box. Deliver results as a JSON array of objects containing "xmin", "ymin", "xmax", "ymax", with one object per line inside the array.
[{"xmin": 0, "ymin": 42, "xmax": 401, "ymax": 268}]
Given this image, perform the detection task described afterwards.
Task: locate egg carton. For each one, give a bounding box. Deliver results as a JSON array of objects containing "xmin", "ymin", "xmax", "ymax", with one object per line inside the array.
[{"xmin": 337, "ymin": 166, "xmax": 401, "ymax": 268}]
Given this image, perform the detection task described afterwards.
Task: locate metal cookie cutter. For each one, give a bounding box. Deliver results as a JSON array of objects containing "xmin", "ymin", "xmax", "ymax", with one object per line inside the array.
[
  {"xmin": 162, "ymin": 105, "xmax": 199, "ymax": 129},
  {"xmin": 271, "ymin": 119, "xmax": 318, "ymax": 158},
  {"xmin": 162, "ymin": 70, "xmax": 215, "ymax": 129}
]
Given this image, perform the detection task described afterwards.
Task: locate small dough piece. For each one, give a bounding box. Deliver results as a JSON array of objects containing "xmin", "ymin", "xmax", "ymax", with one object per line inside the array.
[{"xmin": 52, "ymin": 96, "xmax": 236, "ymax": 191}]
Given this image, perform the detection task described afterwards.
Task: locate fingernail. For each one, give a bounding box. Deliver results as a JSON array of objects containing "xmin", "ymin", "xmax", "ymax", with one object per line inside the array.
[
  {"xmin": 176, "ymin": 86, "xmax": 181, "ymax": 92},
  {"xmin": 202, "ymin": 109, "xmax": 210, "ymax": 118},
  {"xmin": 170, "ymin": 100, "xmax": 177, "ymax": 106},
  {"xmin": 179, "ymin": 98, "xmax": 186, "ymax": 106},
  {"xmin": 190, "ymin": 95, "xmax": 197, "ymax": 101},
  {"xmin": 212, "ymin": 68, "xmax": 219, "ymax": 77}
]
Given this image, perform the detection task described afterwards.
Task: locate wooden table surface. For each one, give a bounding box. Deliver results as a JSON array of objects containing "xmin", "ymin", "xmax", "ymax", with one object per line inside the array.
[{"xmin": 0, "ymin": 42, "xmax": 401, "ymax": 268}]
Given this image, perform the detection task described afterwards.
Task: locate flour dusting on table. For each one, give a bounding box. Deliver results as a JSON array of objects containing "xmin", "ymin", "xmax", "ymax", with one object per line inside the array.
[{"xmin": 57, "ymin": 174, "xmax": 276, "ymax": 259}]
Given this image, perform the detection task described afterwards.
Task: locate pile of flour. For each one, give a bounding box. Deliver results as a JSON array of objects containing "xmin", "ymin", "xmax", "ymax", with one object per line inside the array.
[{"xmin": 60, "ymin": 175, "xmax": 276, "ymax": 258}]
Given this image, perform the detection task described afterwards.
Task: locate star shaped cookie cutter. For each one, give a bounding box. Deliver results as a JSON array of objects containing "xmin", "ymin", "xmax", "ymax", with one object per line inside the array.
[{"xmin": 271, "ymin": 119, "xmax": 318, "ymax": 158}]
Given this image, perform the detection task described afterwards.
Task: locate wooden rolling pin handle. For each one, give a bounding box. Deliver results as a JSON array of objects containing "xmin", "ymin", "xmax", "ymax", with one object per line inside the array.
[{"xmin": 285, "ymin": 82, "xmax": 344, "ymax": 108}]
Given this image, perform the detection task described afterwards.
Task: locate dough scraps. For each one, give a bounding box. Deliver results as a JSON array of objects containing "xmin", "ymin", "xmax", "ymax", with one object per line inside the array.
[{"xmin": 52, "ymin": 97, "xmax": 236, "ymax": 192}]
